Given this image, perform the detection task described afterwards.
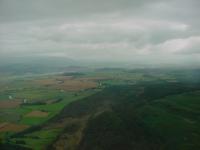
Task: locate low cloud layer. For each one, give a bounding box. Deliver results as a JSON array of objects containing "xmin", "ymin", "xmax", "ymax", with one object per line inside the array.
[{"xmin": 0, "ymin": 0, "xmax": 200, "ymax": 65}]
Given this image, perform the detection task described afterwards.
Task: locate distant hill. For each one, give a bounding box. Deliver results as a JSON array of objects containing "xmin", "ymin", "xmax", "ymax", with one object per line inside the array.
[{"xmin": 0, "ymin": 56, "xmax": 79, "ymax": 74}]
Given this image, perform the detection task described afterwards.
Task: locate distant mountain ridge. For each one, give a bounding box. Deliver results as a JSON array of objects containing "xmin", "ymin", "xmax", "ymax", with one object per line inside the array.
[{"xmin": 0, "ymin": 56, "xmax": 77, "ymax": 74}]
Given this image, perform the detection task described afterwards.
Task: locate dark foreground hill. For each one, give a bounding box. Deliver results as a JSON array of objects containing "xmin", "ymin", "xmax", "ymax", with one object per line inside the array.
[{"xmin": 10, "ymin": 79, "xmax": 200, "ymax": 150}]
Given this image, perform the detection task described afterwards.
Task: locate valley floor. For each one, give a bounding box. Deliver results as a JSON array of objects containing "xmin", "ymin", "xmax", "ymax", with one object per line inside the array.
[{"xmin": 0, "ymin": 68, "xmax": 200, "ymax": 150}]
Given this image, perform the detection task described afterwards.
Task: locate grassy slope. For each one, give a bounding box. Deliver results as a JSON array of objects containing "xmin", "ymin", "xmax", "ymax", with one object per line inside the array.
[
  {"xmin": 138, "ymin": 91, "xmax": 200, "ymax": 150},
  {"xmin": 78, "ymin": 82, "xmax": 200, "ymax": 150}
]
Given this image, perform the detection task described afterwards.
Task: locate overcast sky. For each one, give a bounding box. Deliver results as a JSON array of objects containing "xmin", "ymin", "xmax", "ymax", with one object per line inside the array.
[{"xmin": 0, "ymin": 0, "xmax": 200, "ymax": 65}]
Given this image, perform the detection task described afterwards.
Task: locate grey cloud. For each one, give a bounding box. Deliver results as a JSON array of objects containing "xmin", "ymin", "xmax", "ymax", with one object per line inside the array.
[
  {"xmin": 0, "ymin": 0, "xmax": 159, "ymax": 22},
  {"xmin": 0, "ymin": 0, "xmax": 200, "ymax": 64}
]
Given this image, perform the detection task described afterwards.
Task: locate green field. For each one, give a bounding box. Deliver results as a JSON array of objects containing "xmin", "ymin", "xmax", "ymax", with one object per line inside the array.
[{"xmin": 0, "ymin": 68, "xmax": 200, "ymax": 150}]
